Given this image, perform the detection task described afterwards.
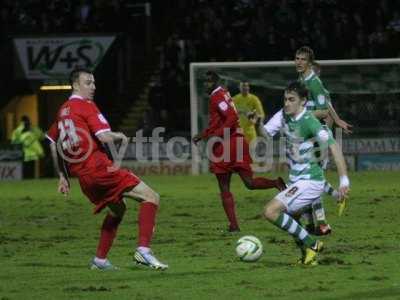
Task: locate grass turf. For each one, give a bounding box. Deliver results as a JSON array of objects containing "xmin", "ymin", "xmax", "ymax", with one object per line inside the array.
[{"xmin": 0, "ymin": 171, "xmax": 399, "ymax": 300}]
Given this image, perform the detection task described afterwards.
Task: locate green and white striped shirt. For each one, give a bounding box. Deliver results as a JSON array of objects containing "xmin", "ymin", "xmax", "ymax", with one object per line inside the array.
[{"xmin": 264, "ymin": 108, "xmax": 332, "ymax": 183}]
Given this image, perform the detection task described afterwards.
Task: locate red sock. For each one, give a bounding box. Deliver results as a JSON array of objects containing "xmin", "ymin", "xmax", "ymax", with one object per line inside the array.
[
  {"xmin": 220, "ymin": 192, "xmax": 239, "ymax": 230},
  {"xmin": 138, "ymin": 202, "xmax": 158, "ymax": 247},
  {"xmin": 96, "ymin": 214, "xmax": 122, "ymax": 259},
  {"xmin": 251, "ymin": 177, "xmax": 277, "ymax": 189}
]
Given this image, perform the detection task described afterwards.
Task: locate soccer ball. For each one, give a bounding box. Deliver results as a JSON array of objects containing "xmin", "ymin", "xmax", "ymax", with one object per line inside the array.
[{"xmin": 236, "ymin": 235, "xmax": 263, "ymax": 262}]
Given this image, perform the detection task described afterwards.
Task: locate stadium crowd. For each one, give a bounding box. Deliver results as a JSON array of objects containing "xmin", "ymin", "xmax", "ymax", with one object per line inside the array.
[
  {"xmin": 1, "ymin": 0, "xmax": 399, "ymax": 134},
  {"xmin": 0, "ymin": 0, "xmax": 125, "ymax": 38},
  {"xmin": 156, "ymin": 0, "xmax": 400, "ymax": 134},
  {"xmin": 3, "ymin": 0, "xmax": 399, "ymax": 59},
  {"xmin": 160, "ymin": 0, "xmax": 400, "ymax": 63}
]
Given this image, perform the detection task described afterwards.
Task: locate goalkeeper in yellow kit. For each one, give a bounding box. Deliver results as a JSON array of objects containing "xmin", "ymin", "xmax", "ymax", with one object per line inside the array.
[{"xmin": 233, "ymin": 81, "xmax": 265, "ymax": 143}]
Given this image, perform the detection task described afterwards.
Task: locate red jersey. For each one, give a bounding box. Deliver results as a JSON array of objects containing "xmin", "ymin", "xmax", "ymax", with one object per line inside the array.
[
  {"xmin": 46, "ymin": 95, "xmax": 112, "ymax": 177},
  {"xmin": 200, "ymin": 86, "xmax": 252, "ymax": 175},
  {"xmin": 200, "ymin": 86, "xmax": 242, "ymax": 139}
]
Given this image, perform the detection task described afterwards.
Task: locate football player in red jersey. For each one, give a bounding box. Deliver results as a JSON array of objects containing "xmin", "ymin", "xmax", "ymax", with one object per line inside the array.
[
  {"xmin": 46, "ymin": 68, "xmax": 167, "ymax": 270},
  {"xmin": 193, "ymin": 71, "xmax": 286, "ymax": 232}
]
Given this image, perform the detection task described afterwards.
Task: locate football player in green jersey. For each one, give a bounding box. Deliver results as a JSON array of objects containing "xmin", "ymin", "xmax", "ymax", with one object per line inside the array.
[
  {"xmin": 250, "ymin": 81, "xmax": 350, "ymax": 265},
  {"xmin": 295, "ymin": 46, "xmax": 352, "ymax": 235}
]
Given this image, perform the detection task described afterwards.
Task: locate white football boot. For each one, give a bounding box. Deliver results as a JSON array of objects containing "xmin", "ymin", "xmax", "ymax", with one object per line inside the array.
[{"xmin": 134, "ymin": 249, "xmax": 168, "ymax": 270}]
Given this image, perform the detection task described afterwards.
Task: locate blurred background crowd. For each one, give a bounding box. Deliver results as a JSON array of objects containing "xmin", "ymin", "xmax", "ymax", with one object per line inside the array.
[
  {"xmin": 2, "ymin": 0, "xmax": 399, "ymax": 59},
  {"xmin": 1, "ymin": 0, "xmax": 399, "ymax": 137}
]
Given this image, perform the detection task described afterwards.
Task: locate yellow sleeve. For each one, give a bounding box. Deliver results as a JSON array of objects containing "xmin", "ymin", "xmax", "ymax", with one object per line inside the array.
[
  {"xmin": 11, "ymin": 123, "xmax": 24, "ymax": 143},
  {"xmin": 33, "ymin": 127, "xmax": 45, "ymax": 140},
  {"xmin": 253, "ymin": 95, "xmax": 265, "ymax": 118}
]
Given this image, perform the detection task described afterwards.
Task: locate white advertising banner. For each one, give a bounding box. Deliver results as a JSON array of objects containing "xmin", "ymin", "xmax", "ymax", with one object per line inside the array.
[
  {"xmin": 357, "ymin": 154, "xmax": 400, "ymax": 171},
  {"xmin": 122, "ymin": 161, "xmax": 192, "ymax": 176},
  {"xmin": 0, "ymin": 162, "xmax": 22, "ymax": 180},
  {"xmin": 341, "ymin": 138, "xmax": 400, "ymax": 154},
  {"xmin": 14, "ymin": 36, "xmax": 115, "ymax": 79}
]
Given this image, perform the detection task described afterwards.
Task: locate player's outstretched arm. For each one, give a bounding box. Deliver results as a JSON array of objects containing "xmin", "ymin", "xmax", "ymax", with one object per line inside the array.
[
  {"xmin": 248, "ymin": 111, "xmax": 268, "ymax": 138},
  {"xmin": 254, "ymin": 96, "xmax": 266, "ymax": 123},
  {"xmin": 248, "ymin": 109, "xmax": 282, "ymax": 139},
  {"xmin": 327, "ymin": 102, "xmax": 353, "ymax": 134},
  {"xmin": 49, "ymin": 142, "xmax": 70, "ymax": 195},
  {"xmin": 329, "ymin": 143, "xmax": 350, "ymax": 201},
  {"xmin": 97, "ymin": 131, "xmax": 128, "ymax": 144},
  {"xmin": 313, "ymin": 109, "xmax": 329, "ymax": 119}
]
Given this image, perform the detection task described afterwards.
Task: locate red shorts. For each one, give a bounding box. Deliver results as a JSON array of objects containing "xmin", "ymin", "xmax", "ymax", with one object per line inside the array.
[
  {"xmin": 209, "ymin": 134, "xmax": 252, "ymax": 175},
  {"xmin": 78, "ymin": 166, "xmax": 141, "ymax": 214}
]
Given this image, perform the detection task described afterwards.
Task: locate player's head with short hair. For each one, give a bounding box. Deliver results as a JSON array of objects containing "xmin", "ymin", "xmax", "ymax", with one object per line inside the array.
[
  {"xmin": 206, "ymin": 70, "xmax": 220, "ymax": 83},
  {"xmin": 69, "ymin": 67, "xmax": 96, "ymax": 100},
  {"xmin": 294, "ymin": 46, "xmax": 315, "ymax": 75},
  {"xmin": 296, "ymin": 46, "xmax": 315, "ymax": 63},
  {"xmin": 283, "ymin": 81, "xmax": 308, "ymax": 116},
  {"xmin": 69, "ymin": 67, "xmax": 92, "ymax": 86},
  {"xmin": 205, "ymin": 70, "xmax": 220, "ymax": 94},
  {"xmin": 239, "ymin": 81, "xmax": 250, "ymax": 95},
  {"xmin": 285, "ymin": 81, "xmax": 308, "ymax": 99}
]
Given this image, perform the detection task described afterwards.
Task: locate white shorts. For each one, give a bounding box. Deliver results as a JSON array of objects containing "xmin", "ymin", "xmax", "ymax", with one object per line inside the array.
[{"xmin": 275, "ymin": 180, "xmax": 325, "ymax": 215}]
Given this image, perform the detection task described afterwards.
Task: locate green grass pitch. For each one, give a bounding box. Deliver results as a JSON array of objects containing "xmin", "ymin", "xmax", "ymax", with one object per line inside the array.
[{"xmin": 0, "ymin": 171, "xmax": 399, "ymax": 300}]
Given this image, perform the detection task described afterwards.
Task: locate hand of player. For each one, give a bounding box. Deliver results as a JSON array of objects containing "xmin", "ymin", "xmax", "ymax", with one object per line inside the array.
[
  {"xmin": 192, "ymin": 133, "xmax": 202, "ymax": 145},
  {"xmin": 337, "ymin": 186, "xmax": 349, "ymax": 216},
  {"xmin": 336, "ymin": 119, "xmax": 353, "ymax": 134},
  {"xmin": 58, "ymin": 176, "xmax": 70, "ymax": 196},
  {"xmin": 247, "ymin": 110, "xmax": 259, "ymax": 125},
  {"xmin": 338, "ymin": 185, "xmax": 349, "ymax": 201}
]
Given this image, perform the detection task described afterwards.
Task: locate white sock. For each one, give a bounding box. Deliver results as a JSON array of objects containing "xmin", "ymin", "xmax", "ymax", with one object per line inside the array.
[
  {"xmin": 137, "ymin": 246, "xmax": 150, "ymax": 253},
  {"xmin": 94, "ymin": 257, "xmax": 107, "ymax": 264}
]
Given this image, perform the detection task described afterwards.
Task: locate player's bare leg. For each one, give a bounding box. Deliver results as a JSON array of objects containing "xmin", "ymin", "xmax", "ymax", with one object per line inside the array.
[
  {"xmin": 90, "ymin": 202, "xmax": 126, "ymax": 270},
  {"xmin": 216, "ymin": 173, "xmax": 240, "ymax": 232},
  {"xmin": 238, "ymin": 171, "xmax": 286, "ymax": 191},
  {"xmin": 124, "ymin": 181, "xmax": 168, "ymax": 270}
]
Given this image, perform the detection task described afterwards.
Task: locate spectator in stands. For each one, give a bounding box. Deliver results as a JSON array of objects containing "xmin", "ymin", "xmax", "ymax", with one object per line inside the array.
[
  {"xmin": 354, "ymin": 30, "xmax": 369, "ymax": 58},
  {"xmin": 75, "ymin": 0, "xmax": 91, "ymax": 27},
  {"xmin": 3, "ymin": 0, "xmax": 397, "ymax": 61},
  {"xmin": 11, "ymin": 115, "xmax": 44, "ymax": 179},
  {"xmin": 387, "ymin": 10, "xmax": 400, "ymax": 32},
  {"xmin": 368, "ymin": 23, "xmax": 389, "ymax": 58}
]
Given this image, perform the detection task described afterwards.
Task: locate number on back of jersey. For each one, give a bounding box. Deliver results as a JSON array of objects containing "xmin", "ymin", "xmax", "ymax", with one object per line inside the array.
[{"xmin": 58, "ymin": 119, "xmax": 80, "ymax": 150}]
